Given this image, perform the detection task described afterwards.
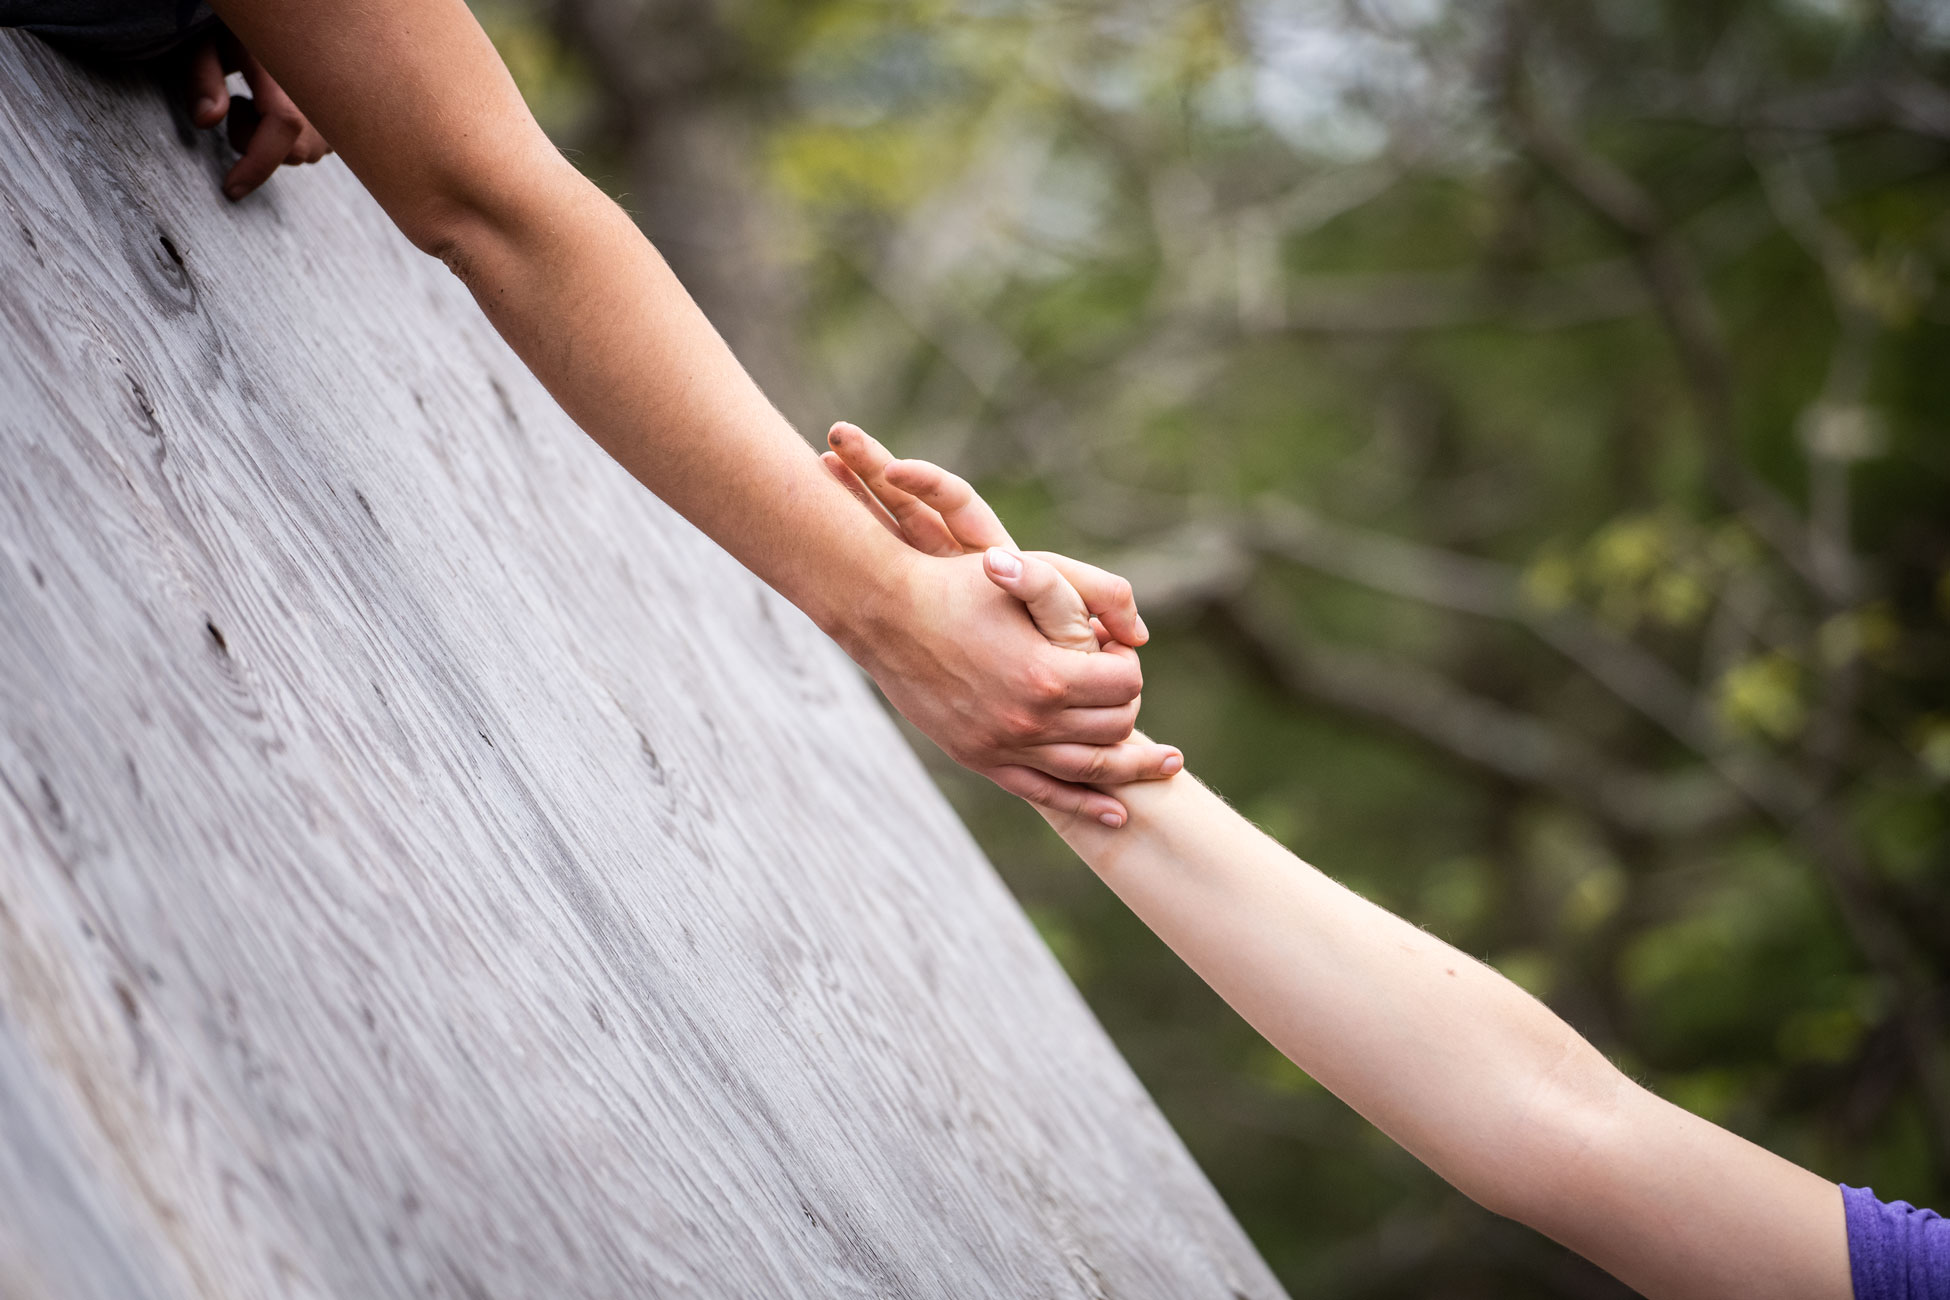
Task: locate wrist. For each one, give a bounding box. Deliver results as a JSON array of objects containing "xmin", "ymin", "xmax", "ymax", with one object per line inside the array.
[
  {"xmin": 1051, "ymin": 764, "xmax": 1205, "ymax": 872},
  {"xmin": 819, "ymin": 543, "xmax": 925, "ymax": 675}
]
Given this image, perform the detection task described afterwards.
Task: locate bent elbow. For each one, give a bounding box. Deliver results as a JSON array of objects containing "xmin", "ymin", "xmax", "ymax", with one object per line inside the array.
[
  {"xmin": 394, "ymin": 187, "xmax": 502, "ymax": 285},
  {"xmin": 386, "ymin": 142, "xmax": 578, "ymax": 280}
]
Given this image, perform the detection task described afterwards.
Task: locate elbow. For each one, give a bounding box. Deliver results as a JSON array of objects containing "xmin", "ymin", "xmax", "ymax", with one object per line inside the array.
[
  {"xmin": 386, "ymin": 143, "xmax": 579, "ymax": 280},
  {"xmin": 393, "ymin": 185, "xmax": 507, "ymax": 285},
  {"xmin": 1459, "ymin": 1032, "xmax": 1635, "ymax": 1231},
  {"xmin": 399, "ymin": 196, "xmax": 475, "ymax": 273}
]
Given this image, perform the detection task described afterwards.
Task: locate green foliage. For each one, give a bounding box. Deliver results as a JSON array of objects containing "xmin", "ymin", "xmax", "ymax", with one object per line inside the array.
[
  {"xmin": 472, "ymin": 0, "xmax": 598, "ymax": 142},
  {"xmin": 1717, "ymin": 650, "xmax": 1809, "ymax": 742}
]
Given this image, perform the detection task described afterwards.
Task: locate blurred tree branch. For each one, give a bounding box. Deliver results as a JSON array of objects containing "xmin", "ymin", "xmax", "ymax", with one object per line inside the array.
[
  {"xmin": 1493, "ymin": 14, "xmax": 1832, "ymax": 599},
  {"xmin": 1196, "ymin": 591, "xmax": 1745, "ymax": 838}
]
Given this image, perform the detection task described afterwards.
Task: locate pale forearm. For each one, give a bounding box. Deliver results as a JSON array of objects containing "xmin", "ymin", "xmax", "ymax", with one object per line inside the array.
[
  {"xmin": 1042, "ymin": 772, "xmax": 1848, "ymax": 1298},
  {"xmin": 1041, "ymin": 773, "xmax": 1619, "ymax": 1217}
]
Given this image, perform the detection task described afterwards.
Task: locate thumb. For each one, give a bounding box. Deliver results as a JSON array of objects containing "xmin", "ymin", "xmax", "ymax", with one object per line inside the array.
[{"xmin": 984, "ymin": 548, "xmax": 1097, "ymax": 653}]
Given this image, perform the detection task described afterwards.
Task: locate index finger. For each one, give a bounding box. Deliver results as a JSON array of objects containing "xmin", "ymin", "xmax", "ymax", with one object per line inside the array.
[
  {"xmin": 826, "ymin": 422, "xmax": 962, "ymax": 556},
  {"xmin": 821, "ymin": 451, "xmax": 905, "ymax": 540},
  {"xmin": 882, "ymin": 458, "xmax": 1014, "ymax": 552},
  {"xmin": 223, "ymin": 51, "xmax": 304, "ymax": 198}
]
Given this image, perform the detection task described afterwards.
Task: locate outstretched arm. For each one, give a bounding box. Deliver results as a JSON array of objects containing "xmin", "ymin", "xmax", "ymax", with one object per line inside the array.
[
  {"xmin": 834, "ymin": 455, "xmax": 1853, "ymax": 1300},
  {"xmin": 202, "ymin": 0, "xmax": 1176, "ymax": 817},
  {"xmin": 1043, "ymin": 776, "xmax": 1849, "ymax": 1300}
]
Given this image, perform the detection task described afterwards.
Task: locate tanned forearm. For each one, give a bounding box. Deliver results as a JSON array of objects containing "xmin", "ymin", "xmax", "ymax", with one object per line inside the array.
[
  {"xmin": 207, "ymin": 0, "xmax": 908, "ymax": 650},
  {"xmin": 429, "ymin": 163, "xmax": 912, "ymax": 646}
]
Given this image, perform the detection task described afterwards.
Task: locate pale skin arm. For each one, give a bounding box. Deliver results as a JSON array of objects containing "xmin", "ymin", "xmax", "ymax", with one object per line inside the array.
[
  {"xmin": 199, "ymin": 0, "xmax": 1179, "ymax": 823},
  {"xmin": 838, "ymin": 458, "xmax": 1855, "ymax": 1300},
  {"xmin": 1043, "ymin": 776, "xmax": 1850, "ymax": 1300}
]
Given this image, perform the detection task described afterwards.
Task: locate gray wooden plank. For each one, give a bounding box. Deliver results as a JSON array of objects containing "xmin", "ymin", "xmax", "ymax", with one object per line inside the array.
[{"xmin": 0, "ymin": 31, "xmax": 1284, "ymax": 1300}]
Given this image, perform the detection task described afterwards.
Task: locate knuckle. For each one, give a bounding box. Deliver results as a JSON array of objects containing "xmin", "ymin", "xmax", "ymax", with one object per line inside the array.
[
  {"xmin": 1020, "ymin": 667, "xmax": 1065, "ymax": 708},
  {"xmin": 996, "ymin": 711, "xmax": 1037, "ymax": 745},
  {"xmin": 1107, "ymin": 575, "xmax": 1134, "ymax": 607}
]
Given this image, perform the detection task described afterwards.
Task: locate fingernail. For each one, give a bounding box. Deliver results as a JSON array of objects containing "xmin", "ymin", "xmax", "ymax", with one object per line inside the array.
[
  {"xmin": 1098, "ymin": 811, "xmax": 1124, "ymax": 829},
  {"xmin": 986, "ymin": 547, "xmax": 1022, "ymax": 580},
  {"xmin": 1135, "ymin": 615, "xmax": 1151, "ymax": 643},
  {"xmin": 1162, "ymin": 752, "xmax": 1183, "ymax": 775},
  {"xmin": 197, "ymin": 96, "xmax": 219, "ymax": 119}
]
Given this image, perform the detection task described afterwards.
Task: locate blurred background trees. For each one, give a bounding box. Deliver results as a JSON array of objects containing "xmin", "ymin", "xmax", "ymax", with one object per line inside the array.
[{"xmin": 472, "ymin": 0, "xmax": 1950, "ymax": 1293}]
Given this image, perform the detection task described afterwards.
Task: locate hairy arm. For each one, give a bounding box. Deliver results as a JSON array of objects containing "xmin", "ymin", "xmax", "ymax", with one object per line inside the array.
[
  {"xmin": 207, "ymin": 0, "xmax": 898, "ymax": 638},
  {"xmin": 202, "ymin": 0, "xmax": 1176, "ymax": 817},
  {"xmin": 1040, "ymin": 776, "xmax": 1851, "ymax": 1299}
]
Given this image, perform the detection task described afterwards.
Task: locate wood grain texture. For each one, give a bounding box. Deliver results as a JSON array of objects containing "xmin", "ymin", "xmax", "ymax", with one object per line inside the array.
[{"xmin": 0, "ymin": 33, "xmax": 1284, "ymax": 1300}]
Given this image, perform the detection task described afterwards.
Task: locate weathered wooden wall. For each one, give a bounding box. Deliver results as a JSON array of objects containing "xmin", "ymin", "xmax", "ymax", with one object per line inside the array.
[{"xmin": 0, "ymin": 33, "xmax": 1283, "ymax": 1300}]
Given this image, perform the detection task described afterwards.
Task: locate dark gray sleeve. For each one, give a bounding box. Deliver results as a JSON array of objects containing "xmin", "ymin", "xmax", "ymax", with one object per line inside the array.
[{"xmin": 0, "ymin": 0, "xmax": 217, "ymax": 60}]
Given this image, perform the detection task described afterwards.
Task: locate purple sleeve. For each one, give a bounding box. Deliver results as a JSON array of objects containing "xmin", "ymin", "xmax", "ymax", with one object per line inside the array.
[{"xmin": 1845, "ymin": 1184, "xmax": 1950, "ymax": 1300}]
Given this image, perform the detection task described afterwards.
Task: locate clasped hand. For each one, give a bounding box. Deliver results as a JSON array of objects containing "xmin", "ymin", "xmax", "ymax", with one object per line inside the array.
[{"xmin": 824, "ymin": 424, "xmax": 1179, "ymax": 827}]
